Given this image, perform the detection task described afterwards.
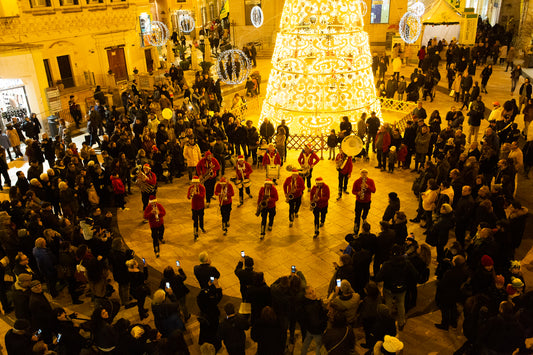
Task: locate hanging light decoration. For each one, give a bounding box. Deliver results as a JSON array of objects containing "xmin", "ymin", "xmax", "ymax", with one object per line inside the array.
[
  {"xmin": 179, "ymin": 13, "xmax": 195, "ymax": 34},
  {"xmin": 216, "ymin": 49, "xmax": 252, "ymax": 85},
  {"xmin": 251, "ymin": 6, "xmax": 264, "ymax": 28},
  {"xmin": 258, "ymin": 0, "xmax": 381, "ymax": 135},
  {"xmin": 399, "ymin": 12, "xmax": 422, "ymax": 44},
  {"xmin": 409, "ymin": 1, "xmax": 425, "ymax": 16},
  {"xmin": 147, "ymin": 21, "xmax": 169, "ymax": 47},
  {"xmin": 358, "ymin": 0, "xmax": 368, "ymax": 17}
]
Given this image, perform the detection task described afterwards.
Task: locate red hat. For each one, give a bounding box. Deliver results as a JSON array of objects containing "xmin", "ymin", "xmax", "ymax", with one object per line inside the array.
[
  {"xmin": 205, "ymin": 151, "xmax": 212, "ymax": 157},
  {"xmin": 481, "ymin": 255, "xmax": 494, "ymax": 267},
  {"xmin": 149, "ymin": 195, "xmax": 157, "ymax": 202},
  {"xmin": 265, "ymin": 179, "xmax": 273, "ymax": 184},
  {"xmin": 143, "ymin": 164, "xmax": 151, "ymax": 169},
  {"xmin": 306, "ymin": 143, "xmax": 312, "ymax": 149},
  {"xmin": 315, "ymin": 177, "xmax": 324, "ymax": 183},
  {"xmin": 192, "ymin": 176, "xmax": 200, "ymax": 183},
  {"xmin": 292, "ymin": 169, "xmax": 299, "ymax": 174},
  {"xmin": 238, "ymin": 155, "xmax": 244, "ymax": 161},
  {"xmin": 219, "ymin": 177, "xmax": 227, "ymax": 183},
  {"xmin": 493, "ymin": 101, "xmax": 500, "ymax": 106}
]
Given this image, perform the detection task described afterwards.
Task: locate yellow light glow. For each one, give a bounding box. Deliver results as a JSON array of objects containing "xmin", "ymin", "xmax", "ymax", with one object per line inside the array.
[{"xmin": 259, "ymin": 0, "xmax": 381, "ymax": 135}]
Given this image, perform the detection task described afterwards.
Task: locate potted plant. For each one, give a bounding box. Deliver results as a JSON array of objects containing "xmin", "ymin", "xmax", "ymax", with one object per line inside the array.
[{"xmin": 199, "ymin": 61, "xmax": 213, "ymax": 75}]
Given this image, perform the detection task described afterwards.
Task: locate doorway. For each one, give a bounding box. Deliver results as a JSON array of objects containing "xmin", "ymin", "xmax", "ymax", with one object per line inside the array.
[
  {"xmin": 107, "ymin": 47, "xmax": 128, "ymax": 82},
  {"xmin": 57, "ymin": 55, "xmax": 75, "ymax": 88},
  {"xmin": 145, "ymin": 49, "xmax": 154, "ymax": 73}
]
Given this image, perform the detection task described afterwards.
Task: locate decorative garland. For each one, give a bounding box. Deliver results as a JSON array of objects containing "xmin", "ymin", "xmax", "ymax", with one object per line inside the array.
[
  {"xmin": 216, "ymin": 49, "xmax": 252, "ymax": 85},
  {"xmin": 179, "ymin": 13, "xmax": 195, "ymax": 34}
]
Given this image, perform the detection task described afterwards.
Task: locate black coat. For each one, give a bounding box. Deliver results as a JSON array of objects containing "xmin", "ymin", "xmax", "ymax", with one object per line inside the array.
[
  {"xmin": 4, "ymin": 329, "xmax": 33, "ymax": 355},
  {"xmin": 194, "ymin": 264, "xmax": 221, "ymax": 289},
  {"xmin": 251, "ymin": 318, "xmax": 285, "ymax": 355},
  {"xmin": 298, "ymin": 297, "xmax": 327, "ymax": 334},
  {"xmin": 247, "ymin": 282, "xmax": 271, "ymax": 324},
  {"xmin": 234, "ymin": 262, "xmax": 256, "ymax": 301},
  {"xmin": 436, "ymin": 264, "xmax": 469, "ymax": 306},
  {"xmin": 219, "ymin": 314, "xmax": 250, "ymax": 355}
]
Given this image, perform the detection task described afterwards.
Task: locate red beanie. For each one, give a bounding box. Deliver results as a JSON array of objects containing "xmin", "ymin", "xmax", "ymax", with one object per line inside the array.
[{"xmin": 481, "ymin": 255, "xmax": 494, "ymax": 267}]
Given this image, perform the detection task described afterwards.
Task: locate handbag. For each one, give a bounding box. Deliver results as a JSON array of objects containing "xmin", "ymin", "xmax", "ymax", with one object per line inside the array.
[{"xmin": 449, "ymin": 89, "xmax": 455, "ymax": 97}]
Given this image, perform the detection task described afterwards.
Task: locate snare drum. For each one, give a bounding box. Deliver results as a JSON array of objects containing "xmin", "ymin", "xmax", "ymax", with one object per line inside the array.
[
  {"xmin": 266, "ymin": 165, "xmax": 280, "ymax": 179},
  {"xmin": 243, "ymin": 179, "xmax": 251, "ymax": 188}
]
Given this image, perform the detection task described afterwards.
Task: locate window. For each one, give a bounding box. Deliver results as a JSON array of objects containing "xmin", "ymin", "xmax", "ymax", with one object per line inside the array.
[
  {"xmin": 59, "ymin": 0, "xmax": 79, "ymax": 5},
  {"xmin": 29, "ymin": 0, "xmax": 51, "ymax": 8},
  {"xmin": 245, "ymin": 0, "xmax": 261, "ymax": 26},
  {"xmin": 370, "ymin": 0, "xmax": 390, "ymax": 24},
  {"xmin": 86, "ymin": 0, "xmax": 103, "ymax": 4},
  {"xmin": 43, "ymin": 59, "xmax": 54, "ymax": 88}
]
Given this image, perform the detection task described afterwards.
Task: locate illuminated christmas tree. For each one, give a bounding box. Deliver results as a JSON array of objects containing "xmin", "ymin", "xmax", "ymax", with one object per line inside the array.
[{"xmin": 259, "ymin": 0, "xmax": 382, "ymax": 135}]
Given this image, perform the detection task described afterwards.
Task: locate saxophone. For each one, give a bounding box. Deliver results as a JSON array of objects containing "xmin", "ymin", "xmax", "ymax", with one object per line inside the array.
[
  {"xmin": 310, "ymin": 185, "xmax": 320, "ymax": 210},
  {"xmin": 286, "ymin": 178, "xmax": 297, "ymax": 203},
  {"xmin": 336, "ymin": 154, "xmax": 346, "ymax": 170},
  {"xmin": 200, "ymin": 160, "xmax": 214, "ymax": 184},
  {"xmin": 256, "ymin": 186, "xmax": 270, "ymax": 216},
  {"xmin": 359, "ymin": 177, "xmax": 367, "ymax": 200},
  {"xmin": 219, "ymin": 184, "xmax": 227, "ymax": 206}
]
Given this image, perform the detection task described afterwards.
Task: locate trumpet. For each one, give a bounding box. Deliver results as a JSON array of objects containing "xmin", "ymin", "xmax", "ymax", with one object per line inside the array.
[
  {"xmin": 359, "ymin": 177, "xmax": 367, "ymax": 200},
  {"xmin": 153, "ymin": 206, "xmax": 160, "ymax": 222}
]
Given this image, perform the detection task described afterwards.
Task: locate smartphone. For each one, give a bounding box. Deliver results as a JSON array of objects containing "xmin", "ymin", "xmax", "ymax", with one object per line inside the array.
[
  {"xmin": 336, "ymin": 279, "xmax": 342, "ymax": 288},
  {"xmin": 57, "ymin": 333, "xmax": 62, "ymax": 342},
  {"xmin": 291, "ymin": 265, "xmax": 296, "ymax": 273},
  {"xmin": 241, "ymin": 251, "xmax": 245, "ymax": 258},
  {"xmin": 36, "ymin": 329, "xmax": 42, "ymax": 336},
  {"xmin": 165, "ymin": 282, "xmax": 170, "ymax": 289},
  {"xmin": 176, "ymin": 260, "xmax": 180, "ymax": 267},
  {"xmin": 210, "ymin": 276, "xmax": 215, "ymax": 282},
  {"xmin": 142, "ymin": 258, "xmax": 146, "ymax": 265}
]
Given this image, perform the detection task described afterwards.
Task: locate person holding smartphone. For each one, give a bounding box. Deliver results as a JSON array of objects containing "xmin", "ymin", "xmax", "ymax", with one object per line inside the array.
[
  {"xmin": 159, "ymin": 263, "xmax": 191, "ymax": 321},
  {"xmin": 143, "ymin": 195, "xmax": 166, "ymax": 258},
  {"xmin": 126, "ymin": 259, "xmax": 150, "ymax": 320},
  {"xmin": 234, "ymin": 254, "xmax": 256, "ymax": 302},
  {"xmin": 197, "ymin": 276, "xmax": 223, "ymax": 350}
]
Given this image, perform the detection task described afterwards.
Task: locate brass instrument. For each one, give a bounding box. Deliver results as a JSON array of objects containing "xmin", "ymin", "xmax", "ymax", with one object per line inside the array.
[
  {"xmin": 336, "ymin": 154, "xmax": 347, "ymax": 170},
  {"xmin": 310, "ymin": 185, "xmax": 320, "ymax": 210},
  {"xmin": 153, "ymin": 205, "xmax": 160, "ymax": 222},
  {"xmin": 340, "ymin": 135, "xmax": 364, "ymax": 157},
  {"xmin": 255, "ymin": 186, "xmax": 270, "ymax": 216},
  {"xmin": 300, "ymin": 153, "xmax": 311, "ymax": 178},
  {"xmin": 134, "ymin": 165, "xmax": 155, "ymax": 193},
  {"xmin": 286, "ymin": 177, "xmax": 297, "ymax": 203},
  {"xmin": 359, "ymin": 177, "xmax": 367, "ymax": 200},
  {"xmin": 219, "ymin": 184, "xmax": 227, "ymax": 207},
  {"xmin": 200, "ymin": 160, "xmax": 214, "ymax": 184}
]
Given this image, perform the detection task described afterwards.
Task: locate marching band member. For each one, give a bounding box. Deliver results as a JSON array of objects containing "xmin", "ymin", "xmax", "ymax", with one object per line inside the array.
[
  {"xmin": 187, "ymin": 176, "xmax": 206, "ymax": 241},
  {"xmin": 283, "ymin": 169, "xmax": 305, "ymax": 227},
  {"xmin": 257, "ymin": 179, "xmax": 278, "ymax": 239},
  {"xmin": 262, "ymin": 143, "xmax": 281, "ymax": 185},
  {"xmin": 138, "ymin": 163, "xmax": 157, "ymax": 211},
  {"xmin": 214, "ymin": 177, "xmax": 234, "ymax": 235},
  {"xmin": 235, "ymin": 155, "xmax": 253, "ymax": 206},
  {"xmin": 310, "ymin": 177, "xmax": 330, "ymax": 238},
  {"xmin": 196, "ymin": 151, "xmax": 220, "ymax": 207},
  {"xmin": 298, "ymin": 143, "xmax": 320, "ymax": 190},
  {"xmin": 335, "ymin": 147, "xmax": 353, "ymax": 200},
  {"xmin": 352, "ymin": 168, "xmax": 376, "ymax": 234},
  {"xmin": 143, "ymin": 195, "xmax": 166, "ymax": 257}
]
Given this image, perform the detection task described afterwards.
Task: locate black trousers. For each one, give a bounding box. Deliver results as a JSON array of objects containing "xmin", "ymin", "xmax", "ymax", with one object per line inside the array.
[
  {"xmin": 220, "ymin": 203, "xmax": 232, "ymax": 224},
  {"xmin": 205, "ymin": 178, "xmax": 216, "ymax": 202},
  {"xmin": 192, "ymin": 209, "xmax": 205, "ymax": 231},
  {"xmin": 313, "ymin": 206, "xmax": 327, "ymax": 228},
  {"xmin": 238, "ymin": 186, "xmax": 251, "ymax": 202},
  {"xmin": 151, "ymin": 225, "xmax": 164, "ymax": 252},
  {"xmin": 338, "ymin": 172, "xmax": 349, "ymax": 193},
  {"xmin": 355, "ymin": 201, "xmax": 371, "ymax": 228},
  {"xmin": 288, "ymin": 196, "xmax": 302, "ymax": 221},
  {"xmin": 302, "ymin": 169, "xmax": 313, "ymax": 189},
  {"xmin": 141, "ymin": 191, "xmax": 155, "ymax": 210},
  {"xmin": 261, "ymin": 207, "xmax": 276, "ymax": 227}
]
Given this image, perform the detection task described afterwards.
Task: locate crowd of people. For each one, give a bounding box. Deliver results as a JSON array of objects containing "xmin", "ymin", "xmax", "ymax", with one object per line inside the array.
[{"xmin": 0, "ymin": 20, "xmax": 533, "ymax": 355}]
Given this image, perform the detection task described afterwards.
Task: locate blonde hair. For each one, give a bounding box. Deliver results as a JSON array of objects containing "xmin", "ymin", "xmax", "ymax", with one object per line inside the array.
[
  {"xmin": 152, "ymin": 289, "xmax": 166, "ymax": 305},
  {"xmin": 34, "ymin": 237, "xmax": 46, "ymax": 248},
  {"xmin": 125, "ymin": 259, "xmax": 137, "ymax": 269}
]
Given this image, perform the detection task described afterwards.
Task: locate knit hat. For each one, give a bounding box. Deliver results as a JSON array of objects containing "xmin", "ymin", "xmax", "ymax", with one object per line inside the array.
[
  {"xmin": 340, "ymin": 279, "xmax": 353, "ymax": 295},
  {"xmin": 143, "ymin": 163, "xmax": 151, "ymax": 170},
  {"xmin": 237, "ymin": 155, "xmax": 244, "ymax": 161},
  {"xmin": 192, "ymin": 176, "xmax": 200, "ymax": 183},
  {"xmin": 265, "ymin": 179, "xmax": 273, "ymax": 185},
  {"xmin": 13, "ymin": 319, "xmax": 30, "ymax": 331},
  {"xmin": 481, "ymin": 255, "xmax": 494, "ymax": 267},
  {"xmin": 205, "ymin": 151, "xmax": 212, "ymax": 157},
  {"xmin": 440, "ymin": 203, "xmax": 453, "ymax": 214},
  {"xmin": 493, "ymin": 101, "xmax": 500, "ymax": 106},
  {"xmin": 149, "ymin": 195, "xmax": 157, "ymax": 203},
  {"xmin": 383, "ymin": 335, "xmax": 404, "ymax": 352},
  {"xmin": 390, "ymin": 146, "xmax": 396, "ymax": 152},
  {"xmin": 511, "ymin": 277, "xmax": 524, "ymax": 288},
  {"xmin": 219, "ymin": 177, "xmax": 227, "ymax": 184},
  {"xmin": 315, "ymin": 177, "xmax": 323, "ymax": 183}
]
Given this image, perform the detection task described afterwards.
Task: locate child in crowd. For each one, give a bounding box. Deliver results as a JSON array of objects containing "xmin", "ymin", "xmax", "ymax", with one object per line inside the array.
[
  {"xmin": 327, "ymin": 129, "xmax": 338, "ymax": 160},
  {"xmin": 111, "ymin": 173, "xmax": 127, "ymax": 210},
  {"xmin": 398, "ymin": 144, "xmax": 408, "ymax": 169},
  {"xmin": 388, "ymin": 146, "xmax": 397, "ymax": 173}
]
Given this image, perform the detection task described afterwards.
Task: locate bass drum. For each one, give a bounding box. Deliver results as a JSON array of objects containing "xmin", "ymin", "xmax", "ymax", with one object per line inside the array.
[
  {"xmin": 341, "ymin": 135, "xmax": 363, "ymax": 156},
  {"xmin": 266, "ymin": 165, "xmax": 280, "ymax": 179}
]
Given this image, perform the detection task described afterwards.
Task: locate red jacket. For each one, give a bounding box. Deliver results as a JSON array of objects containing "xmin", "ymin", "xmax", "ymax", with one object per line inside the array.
[
  {"xmin": 335, "ymin": 153, "xmax": 353, "ymax": 175},
  {"xmin": 298, "ymin": 151, "xmax": 320, "ymax": 168},
  {"xmin": 262, "ymin": 151, "xmax": 281, "ymax": 166},
  {"xmin": 352, "ymin": 177, "xmax": 376, "ymax": 203},
  {"xmin": 143, "ymin": 202, "xmax": 166, "ymax": 228},
  {"xmin": 235, "ymin": 161, "xmax": 253, "ymax": 180},
  {"xmin": 196, "ymin": 157, "xmax": 220, "ymax": 179},
  {"xmin": 375, "ymin": 131, "xmax": 391, "ymax": 153},
  {"xmin": 141, "ymin": 170, "xmax": 157, "ymax": 187},
  {"xmin": 397, "ymin": 145, "xmax": 408, "ymax": 162},
  {"xmin": 214, "ymin": 183, "xmax": 234, "ymax": 206},
  {"xmin": 257, "ymin": 185, "xmax": 278, "ymax": 208},
  {"xmin": 110, "ymin": 176, "xmax": 125, "ymax": 195},
  {"xmin": 283, "ymin": 175, "xmax": 305, "ymax": 198},
  {"xmin": 187, "ymin": 184, "xmax": 206, "ymax": 210},
  {"xmin": 310, "ymin": 184, "xmax": 330, "ymax": 208}
]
